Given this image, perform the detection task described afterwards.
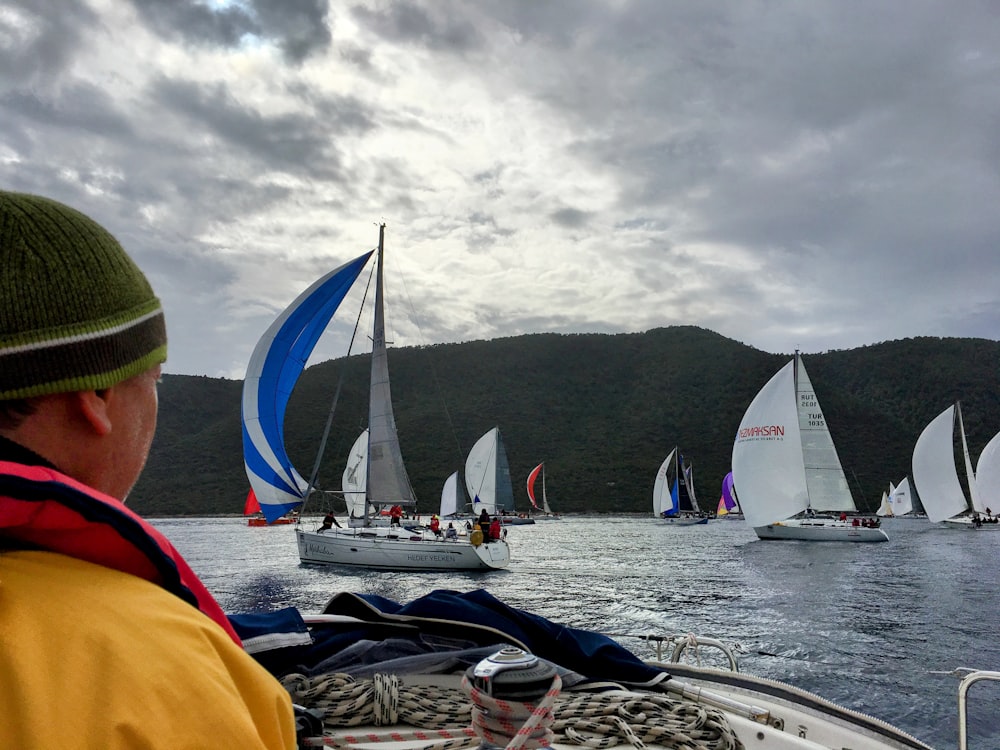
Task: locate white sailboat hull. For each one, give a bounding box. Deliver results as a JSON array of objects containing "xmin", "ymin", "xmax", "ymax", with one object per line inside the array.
[
  {"xmin": 296, "ymin": 528, "xmax": 510, "ymax": 570},
  {"xmin": 499, "ymin": 516, "xmax": 535, "ymax": 525},
  {"xmin": 753, "ymin": 518, "xmax": 888, "ymax": 542},
  {"xmin": 941, "ymin": 514, "xmax": 1000, "ymax": 529},
  {"xmin": 347, "ymin": 515, "xmax": 392, "ymax": 528}
]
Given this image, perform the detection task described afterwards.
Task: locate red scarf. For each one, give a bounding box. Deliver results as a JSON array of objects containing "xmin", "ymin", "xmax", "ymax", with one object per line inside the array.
[{"xmin": 0, "ymin": 460, "xmax": 241, "ymax": 645}]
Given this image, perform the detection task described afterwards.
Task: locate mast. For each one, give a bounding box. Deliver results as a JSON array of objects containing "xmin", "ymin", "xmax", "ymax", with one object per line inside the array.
[{"xmin": 364, "ymin": 224, "xmax": 417, "ymax": 524}]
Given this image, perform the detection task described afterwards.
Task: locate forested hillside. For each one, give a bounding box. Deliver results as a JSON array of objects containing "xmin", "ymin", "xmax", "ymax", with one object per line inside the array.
[{"xmin": 129, "ymin": 327, "xmax": 1000, "ymax": 517}]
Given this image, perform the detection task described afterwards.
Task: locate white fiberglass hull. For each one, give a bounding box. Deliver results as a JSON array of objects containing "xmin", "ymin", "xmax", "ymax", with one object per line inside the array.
[
  {"xmin": 942, "ymin": 515, "xmax": 1000, "ymax": 529},
  {"xmin": 754, "ymin": 518, "xmax": 889, "ymax": 542},
  {"xmin": 500, "ymin": 516, "xmax": 535, "ymax": 525},
  {"xmin": 346, "ymin": 515, "xmax": 392, "ymax": 528},
  {"xmin": 296, "ymin": 528, "xmax": 510, "ymax": 570}
]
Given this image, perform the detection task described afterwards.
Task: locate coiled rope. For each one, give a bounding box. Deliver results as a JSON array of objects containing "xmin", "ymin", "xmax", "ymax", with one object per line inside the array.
[{"xmin": 281, "ymin": 671, "xmax": 743, "ymax": 750}]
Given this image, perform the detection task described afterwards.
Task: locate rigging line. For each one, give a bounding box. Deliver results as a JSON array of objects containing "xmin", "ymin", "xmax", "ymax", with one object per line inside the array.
[
  {"xmin": 380, "ymin": 232, "xmax": 467, "ymax": 468},
  {"xmin": 301, "ymin": 253, "xmax": 377, "ymax": 515}
]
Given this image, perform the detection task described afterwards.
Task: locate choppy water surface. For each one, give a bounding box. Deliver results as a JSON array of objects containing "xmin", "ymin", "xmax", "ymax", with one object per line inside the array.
[{"xmin": 153, "ymin": 515, "xmax": 1000, "ymax": 749}]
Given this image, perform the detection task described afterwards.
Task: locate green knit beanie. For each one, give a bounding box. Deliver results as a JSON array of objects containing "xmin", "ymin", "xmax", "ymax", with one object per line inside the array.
[{"xmin": 0, "ymin": 191, "xmax": 167, "ymax": 400}]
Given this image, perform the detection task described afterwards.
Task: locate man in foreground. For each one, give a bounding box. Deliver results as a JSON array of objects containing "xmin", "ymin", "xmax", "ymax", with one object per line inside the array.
[{"xmin": 0, "ymin": 191, "xmax": 297, "ymax": 749}]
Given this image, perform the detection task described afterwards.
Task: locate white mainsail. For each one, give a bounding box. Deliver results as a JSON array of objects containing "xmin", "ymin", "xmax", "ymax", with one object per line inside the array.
[
  {"xmin": 465, "ymin": 428, "xmax": 499, "ymax": 515},
  {"xmin": 465, "ymin": 427, "xmax": 514, "ymax": 515},
  {"xmin": 975, "ymin": 429, "xmax": 1000, "ymax": 516},
  {"xmin": 795, "ymin": 358, "xmax": 855, "ymax": 513},
  {"xmin": 652, "ymin": 448, "xmax": 677, "ymax": 517},
  {"xmin": 540, "ymin": 470, "xmax": 554, "ymax": 515},
  {"xmin": 342, "ymin": 429, "xmax": 369, "ymax": 518},
  {"xmin": 439, "ymin": 471, "xmax": 462, "ymax": 517},
  {"xmin": 958, "ymin": 405, "xmax": 987, "ymax": 514},
  {"xmin": 911, "ymin": 404, "xmax": 970, "ymax": 523},
  {"xmin": 366, "ymin": 230, "xmax": 416, "ymax": 511},
  {"xmin": 889, "ymin": 477, "xmax": 913, "ymax": 517}
]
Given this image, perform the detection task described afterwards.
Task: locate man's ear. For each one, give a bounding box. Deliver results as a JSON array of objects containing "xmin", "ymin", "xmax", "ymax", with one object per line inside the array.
[{"xmin": 76, "ymin": 389, "xmax": 114, "ymax": 436}]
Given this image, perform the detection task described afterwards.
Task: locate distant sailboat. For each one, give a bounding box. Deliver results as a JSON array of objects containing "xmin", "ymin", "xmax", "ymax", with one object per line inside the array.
[
  {"xmin": 912, "ymin": 403, "xmax": 999, "ymax": 528},
  {"xmin": 653, "ymin": 448, "xmax": 708, "ymax": 526},
  {"xmin": 715, "ymin": 471, "xmax": 743, "ymax": 520},
  {"xmin": 341, "ymin": 428, "xmax": 389, "ymax": 527},
  {"xmin": 975, "ymin": 429, "xmax": 1000, "ymax": 517},
  {"xmin": 243, "ymin": 488, "xmax": 296, "ymax": 526},
  {"xmin": 889, "ymin": 478, "xmax": 914, "ymax": 517},
  {"xmin": 526, "ymin": 462, "xmax": 560, "ymax": 519},
  {"xmin": 439, "ymin": 471, "xmax": 463, "ymax": 519},
  {"xmin": 241, "ymin": 225, "xmax": 510, "ymax": 570},
  {"xmin": 731, "ymin": 352, "xmax": 888, "ymax": 542},
  {"xmin": 466, "ymin": 427, "xmax": 534, "ymax": 525},
  {"xmin": 877, "ymin": 481, "xmax": 896, "ymax": 517}
]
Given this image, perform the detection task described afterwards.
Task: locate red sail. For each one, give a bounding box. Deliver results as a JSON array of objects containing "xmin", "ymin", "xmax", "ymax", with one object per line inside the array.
[
  {"xmin": 526, "ymin": 463, "xmax": 543, "ymax": 509},
  {"xmin": 243, "ymin": 488, "xmax": 261, "ymax": 515}
]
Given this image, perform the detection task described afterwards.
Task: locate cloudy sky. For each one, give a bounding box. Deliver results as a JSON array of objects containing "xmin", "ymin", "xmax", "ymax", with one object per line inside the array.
[{"xmin": 3, "ymin": 0, "xmax": 998, "ymax": 378}]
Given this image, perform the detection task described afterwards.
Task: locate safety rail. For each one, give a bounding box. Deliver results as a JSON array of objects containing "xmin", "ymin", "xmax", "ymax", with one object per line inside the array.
[{"xmin": 602, "ymin": 632, "xmax": 742, "ymax": 672}]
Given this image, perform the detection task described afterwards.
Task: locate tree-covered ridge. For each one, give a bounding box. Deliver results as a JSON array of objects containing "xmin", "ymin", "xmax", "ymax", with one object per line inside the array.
[{"xmin": 129, "ymin": 328, "xmax": 1000, "ymax": 517}]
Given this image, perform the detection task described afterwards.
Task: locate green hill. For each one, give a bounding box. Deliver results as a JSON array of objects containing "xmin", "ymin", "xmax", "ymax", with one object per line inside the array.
[{"xmin": 128, "ymin": 327, "xmax": 1000, "ymax": 517}]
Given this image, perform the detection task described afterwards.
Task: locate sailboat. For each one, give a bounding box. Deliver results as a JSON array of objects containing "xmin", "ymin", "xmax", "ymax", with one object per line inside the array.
[
  {"xmin": 340, "ymin": 429, "xmax": 389, "ymax": 527},
  {"xmin": 715, "ymin": 471, "xmax": 743, "ymax": 520},
  {"xmin": 888, "ymin": 477, "xmax": 914, "ymax": 517},
  {"xmin": 975, "ymin": 428, "xmax": 1000, "ymax": 519},
  {"xmin": 911, "ymin": 403, "xmax": 1000, "ymax": 528},
  {"xmin": 241, "ymin": 225, "xmax": 510, "ymax": 570},
  {"xmin": 652, "ymin": 448, "xmax": 708, "ymax": 525},
  {"xmin": 526, "ymin": 462, "xmax": 560, "ymax": 519},
  {"xmin": 731, "ymin": 352, "xmax": 888, "ymax": 542},
  {"xmin": 876, "ymin": 481, "xmax": 896, "ymax": 517},
  {"xmin": 466, "ymin": 427, "xmax": 534, "ymax": 525},
  {"xmin": 243, "ymin": 489, "xmax": 296, "ymax": 526}
]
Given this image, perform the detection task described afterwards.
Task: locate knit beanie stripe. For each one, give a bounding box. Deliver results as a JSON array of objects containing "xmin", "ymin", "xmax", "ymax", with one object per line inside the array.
[{"xmin": 0, "ymin": 307, "xmax": 167, "ymax": 400}]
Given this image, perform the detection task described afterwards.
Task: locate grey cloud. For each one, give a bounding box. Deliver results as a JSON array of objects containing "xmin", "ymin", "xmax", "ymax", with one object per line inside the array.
[
  {"xmin": 0, "ymin": 0, "xmax": 98, "ymax": 82},
  {"xmin": 252, "ymin": 0, "xmax": 332, "ymax": 64},
  {"xmin": 350, "ymin": 1, "xmax": 482, "ymax": 52},
  {"xmin": 148, "ymin": 76, "xmax": 345, "ymax": 179},
  {"xmin": 127, "ymin": 0, "xmax": 260, "ymax": 47},
  {"xmin": 551, "ymin": 207, "xmax": 590, "ymax": 229},
  {"xmin": 127, "ymin": 0, "xmax": 331, "ymax": 63}
]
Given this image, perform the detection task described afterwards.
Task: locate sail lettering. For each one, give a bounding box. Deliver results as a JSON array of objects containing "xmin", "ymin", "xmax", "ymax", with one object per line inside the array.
[
  {"xmin": 738, "ymin": 425, "xmax": 785, "ymax": 439},
  {"xmin": 804, "ymin": 411, "xmax": 825, "ymax": 427}
]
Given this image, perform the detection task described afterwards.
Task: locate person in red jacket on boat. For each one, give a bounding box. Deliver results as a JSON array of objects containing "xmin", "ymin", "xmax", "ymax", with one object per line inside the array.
[
  {"xmin": 429, "ymin": 514, "xmax": 441, "ymax": 536},
  {"xmin": 389, "ymin": 504, "xmax": 403, "ymax": 526},
  {"xmin": 0, "ymin": 191, "xmax": 296, "ymax": 749}
]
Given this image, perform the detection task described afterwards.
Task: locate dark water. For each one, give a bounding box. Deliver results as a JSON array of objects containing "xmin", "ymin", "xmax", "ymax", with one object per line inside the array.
[{"xmin": 151, "ymin": 515, "xmax": 1000, "ymax": 749}]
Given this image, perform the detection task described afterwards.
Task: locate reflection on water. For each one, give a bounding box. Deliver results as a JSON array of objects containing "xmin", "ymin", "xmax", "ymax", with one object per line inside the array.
[{"xmin": 152, "ymin": 515, "xmax": 1000, "ymax": 749}]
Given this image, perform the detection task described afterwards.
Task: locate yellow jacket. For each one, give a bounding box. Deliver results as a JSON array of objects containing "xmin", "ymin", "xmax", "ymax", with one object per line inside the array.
[{"xmin": 0, "ymin": 551, "xmax": 297, "ymax": 749}]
